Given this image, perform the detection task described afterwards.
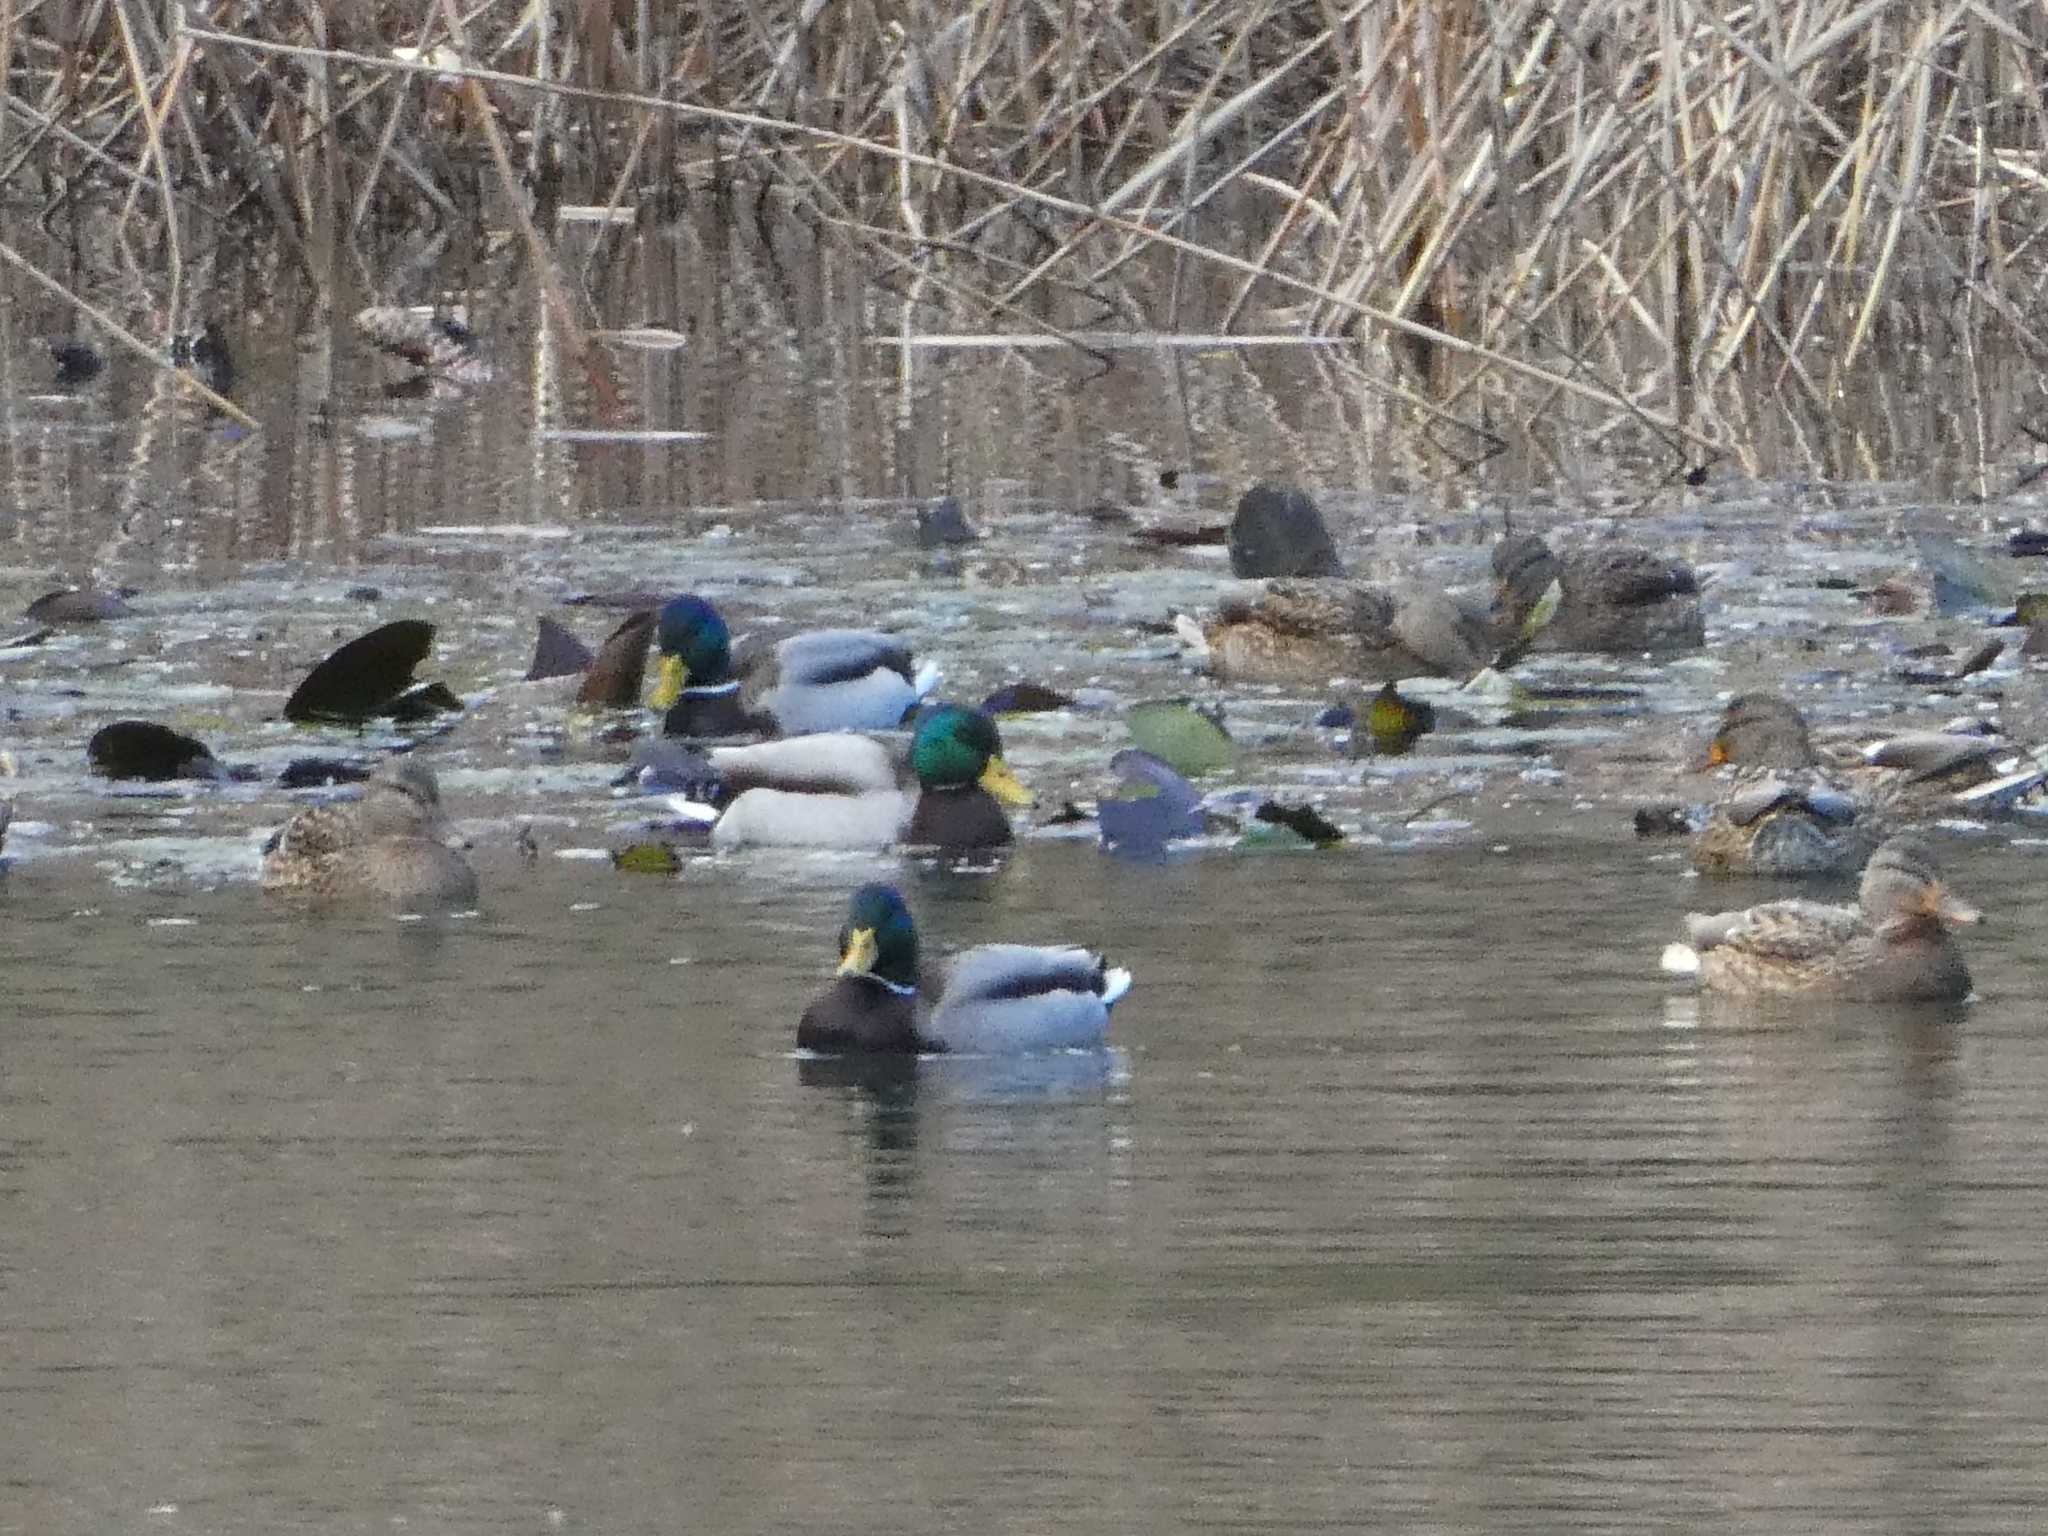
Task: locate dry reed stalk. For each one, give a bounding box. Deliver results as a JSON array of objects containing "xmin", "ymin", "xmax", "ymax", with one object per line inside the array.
[
  {"xmin": 0, "ymin": 234, "xmax": 257, "ymax": 428},
  {"xmin": 8, "ymin": 0, "xmax": 2048, "ymax": 474}
]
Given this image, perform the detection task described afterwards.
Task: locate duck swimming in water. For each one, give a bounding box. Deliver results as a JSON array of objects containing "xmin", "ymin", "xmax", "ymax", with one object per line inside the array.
[
  {"xmin": 685, "ymin": 703, "xmax": 1032, "ymax": 852},
  {"xmin": 1662, "ymin": 834, "xmax": 1978, "ymax": 1002},
  {"xmin": 652, "ymin": 594, "xmax": 939, "ymax": 738},
  {"xmin": 1177, "ymin": 578, "xmax": 1502, "ymax": 685},
  {"xmin": 261, "ymin": 760, "xmax": 478, "ymax": 909},
  {"xmin": 797, "ymin": 883, "xmax": 1131, "ymax": 1054},
  {"xmin": 1492, "ymin": 532, "xmax": 1704, "ymax": 653}
]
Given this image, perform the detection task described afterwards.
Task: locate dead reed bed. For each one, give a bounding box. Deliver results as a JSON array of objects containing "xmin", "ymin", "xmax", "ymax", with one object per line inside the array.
[{"xmin": 5, "ymin": 1, "xmax": 2048, "ymax": 477}]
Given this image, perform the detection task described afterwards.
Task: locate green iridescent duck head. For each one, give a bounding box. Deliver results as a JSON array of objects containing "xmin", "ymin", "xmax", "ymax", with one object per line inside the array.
[
  {"xmin": 909, "ymin": 705, "xmax": 1033, "ymax": 804},
  {"xmin": 652, "ymin": 595, "xmax": 734, "ymax": 708},
  {"xmin": 835, "ymin": 882, "xmax": 921, "ymax": 991}
]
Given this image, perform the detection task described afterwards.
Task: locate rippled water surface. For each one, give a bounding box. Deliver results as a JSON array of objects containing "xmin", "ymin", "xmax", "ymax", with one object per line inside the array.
[{"xmin": 7, "ymin": 223, "xmax": 2048, "ymax": 1533}]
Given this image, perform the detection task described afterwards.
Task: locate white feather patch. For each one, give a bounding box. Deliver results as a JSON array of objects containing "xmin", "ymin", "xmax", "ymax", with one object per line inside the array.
[
  {"xmin": 1660, "ymin": 943, "xmax": 1701, "ymax": 976},
  {"xmin": 1172, "ymin": 613, "xmax": 1210, "ymax": 657},
  {"xmin": 1100, "ymin": 966, "xmax": 1134, "ymax": 1007},
  {"xmin": 709, "ymin": 734, "xmax": 897, "ymax": 794},
  {"xmin": 710, "ymin": 788, "xmax": 910, "ymax": 849}
]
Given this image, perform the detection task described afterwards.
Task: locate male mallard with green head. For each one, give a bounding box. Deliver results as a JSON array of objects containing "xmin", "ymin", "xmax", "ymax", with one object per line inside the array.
[
  {"xmin": 798, "ymin": 883, "xmax": 1131, "ymax": 1054},
  {"xmin": 1662, "ymin": 835, "xmax": 1978, "ymax": 1001},
  {"xmin": 652, "ymin": 594, "xmax": 938, "ymax": 739},
  {"xmin": 261, "ymin": 760, "xmax": 478, "ymax": 909},
  {"xmin": 1177, "ymin": 579, "xmax": 1498, "ymax": 685},
  {"xmin": 1493, "ymin": 533, "xmax": 1704, "ymax": 653},
  {"xmin": 690, "ymin": 704, "xmax": 1033, "ymax": 851}
]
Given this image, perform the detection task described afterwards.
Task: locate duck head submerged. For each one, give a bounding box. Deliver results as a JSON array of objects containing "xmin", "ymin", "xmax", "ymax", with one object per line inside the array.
[{"xmin": 652, "ymin": 595, "xmax": 734, "ymax": 709}]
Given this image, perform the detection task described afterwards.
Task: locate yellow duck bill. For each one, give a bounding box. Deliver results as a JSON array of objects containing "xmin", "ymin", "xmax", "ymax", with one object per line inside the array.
[
  {"xmin": 978, "ymin": 755, "xmax": 1035, "ymax": 807},
  {"xmin": 650, "ymin": 653, "xmax": 689, "ymax": 710},
  {"xmin": 837, "ymin": 926, "xmax": 880, "ymax": 977}
]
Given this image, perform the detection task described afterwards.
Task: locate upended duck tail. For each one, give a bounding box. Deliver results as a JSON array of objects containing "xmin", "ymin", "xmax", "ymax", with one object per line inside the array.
[{"xmin": 912, "ymin": 659, "xmax": 943, "ymax": 700}]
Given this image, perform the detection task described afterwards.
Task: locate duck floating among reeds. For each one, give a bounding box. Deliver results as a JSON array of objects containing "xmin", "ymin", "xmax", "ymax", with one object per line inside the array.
[
  {"xmin": 1492, "ymin": 532, "xmax": 1704, "ymax": 653},
  {"xmin": 354, "ymin": 304, "xmax": 494, "ymax": 387},
  {"xmin": 652, "ymin": 594, "xmax": 939, "ymax": 739},
  {"xmin": 1661, "ymin": 835, "xmax": 1978, "ymax": 1002},
  {"xmin": 798, "ymin": 883, "xmax": 1131, "ymax": 1054},
  {"xmin": 678, "ymin": 703, "xmax": 1031, "ymax": 851},
  {"xmin": 261, "ymin": 760, "xmax": 478, "ymax": 909}
]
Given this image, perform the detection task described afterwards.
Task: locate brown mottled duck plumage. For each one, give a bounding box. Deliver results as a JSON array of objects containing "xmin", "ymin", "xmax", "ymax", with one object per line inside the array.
[
  {"xmin": 1670, "ymin": 835, "xmax": 1978, "ymax": 1001},
  {"xmin": 1196, "ymin": 579, "xmax": 1496, "ymax": 685},
  {"xmin": 261, "ymin": 760, "xmax": 478, "ymax": 909}
]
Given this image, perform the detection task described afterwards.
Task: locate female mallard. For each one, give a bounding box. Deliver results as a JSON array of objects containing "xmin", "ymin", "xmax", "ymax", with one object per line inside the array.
[
  {"xmin": 1176, "ymin": 579, "xmax": 1497, "ymax": 685},
  {"xmin": 261, "ymin": 760, "xmax": 478, "ymax": 909},
  {"xmin": 798, "ymin": 883, "xmax": 1131, "ymax": 1054},
  {"xmin": 1689, "ymin": 777, "xmax": 1877, "ymax": 878},
  {"xmin": 1661, "ymin": 835, "xmax": 1978, "ymax": 1001},
  {"xmin": 1703, "ymin": 692, "xmax": 2004, "ymax": 820},
  {"xmin": 652, "ymin": 594, "xmax": 939, "ymax": 738},
  {"xmin": 691, "ymin": 704, "xmax": 1032, "ymax": 851},
  {"xmin": 1493, "ymin": 533, "xmax": 1703, "ymax": 653}
]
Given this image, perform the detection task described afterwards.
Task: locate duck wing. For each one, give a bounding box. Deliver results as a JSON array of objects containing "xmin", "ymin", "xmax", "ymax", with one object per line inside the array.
[
  {"xmin": 1685, "ymin": 899, "xmax": 1864, "ymax": 961},
  {"xmin": 1216, "ymin": 579, "xmax": 1356, "ymax": 637},
  {"xmin": 774, "ymin": 629, "xmax": 919, "ymax": 687},
  {"xmin": 1385, "ymin": 585, "xmax": 1493, "ymax": 677},
  {"xmin": 1863, "ymin": 731, "xmax": 1999, "ymax": 784},
  {"xmin": 706, "ymin": 733, "xmax": 901, "ymax": 796},
  {"xmin": 261, "ymin": 801, "xmax": 362, "ymax": 884},
  {"xmin": 1568, "ymin": 546, "xmax": 1699, "ymax": 608},
  {"xmin": 928, "ymin": 944, "xmax": 1125, "ymax": 1053}
]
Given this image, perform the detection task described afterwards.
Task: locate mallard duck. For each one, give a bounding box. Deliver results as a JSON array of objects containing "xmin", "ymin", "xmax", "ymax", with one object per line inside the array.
[
  {"xmin": 261, "ymin": 760, "xmax": 478, "ymax": 909},
  {"xmin": 652, "ymin": 594, "xmax": 939, "ymax": 739},
  {"xmin": 798, "ymin": 883, "xmax": 1130, "ymax": 1054},
  {"xmin": 1176, "ymin": 579, "xmax": 1498, "ymax": 685},
  {"xmin": 1689, "ymin": 777, "xmax": 1877, "ymax": 877},
  {"xmin": 1701, "ymin": 692, "xmax": 1820, "ymax": 769},
  {"xmin": 691, "ymin": 704, "xmax": 1032, "ymax": 851},
  {"xmin": 1702, "ymin": 692, "xmax": 2005, "ymax": 817},
  {"xmin": 1493, "ymin": 533, "xmax": 1703, "ymax": 653},
  {"xmin": 1661, "ymin": 835, "xmax": 1978, "ymax": 1001}
]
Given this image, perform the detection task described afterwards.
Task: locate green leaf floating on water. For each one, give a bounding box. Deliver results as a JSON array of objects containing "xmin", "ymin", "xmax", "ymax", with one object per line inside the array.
[
  {"xmin": 1126, "ymin": 700, "xmax": 1234, "ymax": 776},
  {"xmin": 612, "ymin": 841, "xmax": 682, "ymax": 875}
]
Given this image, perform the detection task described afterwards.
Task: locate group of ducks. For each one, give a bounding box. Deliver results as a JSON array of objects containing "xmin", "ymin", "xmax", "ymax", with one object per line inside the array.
[
  {"xmin": 1174, "ymin": 499, "xmax": 1993, "ymax": 1006},
  {"xmin": 249, "ymin": 588, "xmax": 1133, "ymax": 1053},
  {"xmin": 35, "ymin": 480, "xmax": 2018, "ymax": 1043}
]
